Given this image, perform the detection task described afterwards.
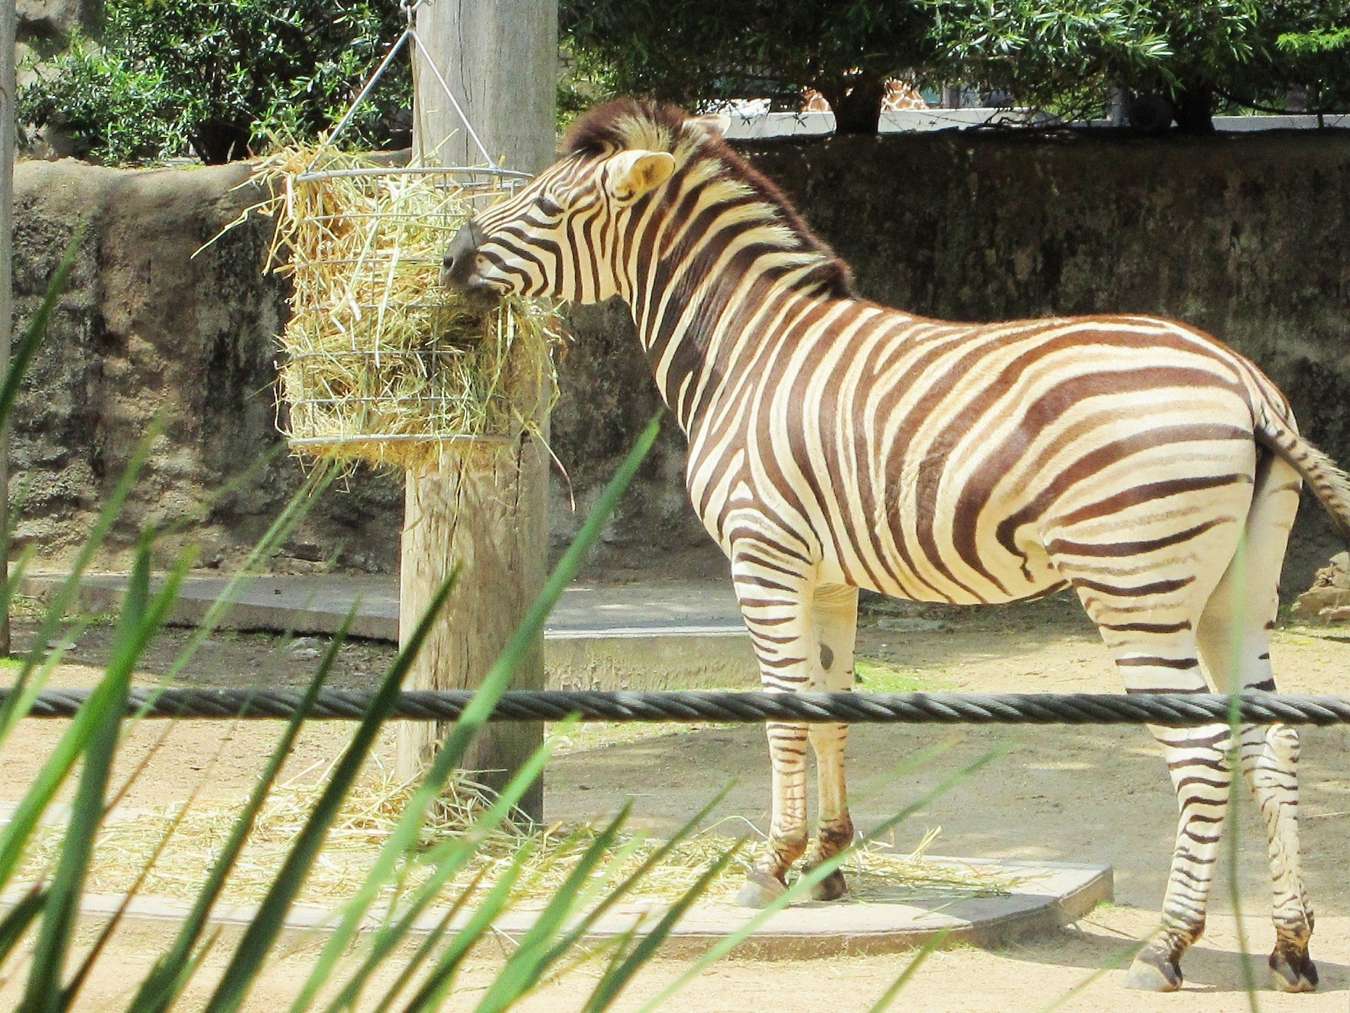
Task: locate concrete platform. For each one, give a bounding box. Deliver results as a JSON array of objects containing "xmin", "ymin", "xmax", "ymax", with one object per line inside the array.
[
  {"xmin": 19, "ymin": 571, "xmax": 761, "ymax": 690},
  {"xmin": 6, "ymin": 858, "xmax": 1111, "ymax": 961}
]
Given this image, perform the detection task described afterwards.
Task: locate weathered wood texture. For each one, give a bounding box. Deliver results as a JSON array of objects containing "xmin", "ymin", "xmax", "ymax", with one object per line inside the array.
[
  {"xmin": 1, "ymin": 3, "xmax": 17, "ymax": 655},
  {"xmin": 411, "ymin": 0, "xmax": 558, "ymax": 172},
  {"xmin": 396, "ymin": 0, "xmax": 558, "ymax": 819}
]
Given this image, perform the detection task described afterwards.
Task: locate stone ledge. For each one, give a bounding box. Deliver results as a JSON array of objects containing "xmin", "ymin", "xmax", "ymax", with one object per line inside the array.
[
  {"xmin": 1, "ymin": 858, "xmax": 1111, "ymax": 961},
  {"xmin": 19, "ymin": 570, "xmax": 761, "ymax": 691}
]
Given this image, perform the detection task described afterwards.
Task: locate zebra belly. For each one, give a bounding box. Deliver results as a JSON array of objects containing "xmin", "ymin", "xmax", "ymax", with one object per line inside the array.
[{"xmin": 814, "ymin": 542, "xmax": 1066, "ymax": 606}]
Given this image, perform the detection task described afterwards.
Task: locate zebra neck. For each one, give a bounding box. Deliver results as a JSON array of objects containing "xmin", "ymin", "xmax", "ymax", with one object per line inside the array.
[{"xmin": 623, "ymin": 259, "xmax": 829, "ymax": 436}]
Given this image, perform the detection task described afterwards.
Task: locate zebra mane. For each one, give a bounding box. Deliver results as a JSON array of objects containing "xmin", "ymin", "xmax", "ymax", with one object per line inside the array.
[{"xmin": 563, "ymin": 99, "xmax": 855, "ymax": 298}]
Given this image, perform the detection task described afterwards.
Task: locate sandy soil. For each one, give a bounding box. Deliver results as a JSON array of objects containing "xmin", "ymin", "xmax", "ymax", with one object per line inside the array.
[{"xmin": 1, "ymin": 599, "xmax": 1347, "ymax": 1011}]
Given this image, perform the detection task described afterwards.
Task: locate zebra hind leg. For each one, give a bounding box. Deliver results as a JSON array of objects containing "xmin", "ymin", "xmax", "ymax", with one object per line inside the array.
[
  {"xmin": 1066, "ymin": 569, "xmax": 1232, "ymax": 991},
  {"xmin": 1242, "ymin": 723, "xmax": 1317, "ymax": 992},
  {"xmin": 1123, "ymin": 718, "xmax": 1234, "ymax": 992},
  {"xmin": 1052, "ymin": 469, "xmax": 1254, "ymax": 991},
  {"xmin": 802, "ymin": 583, "xmax": 859, "ymax": 902},
  {"xmin": 1195, "ymin": 456, "xmax": 1317, "ymax": 992}
]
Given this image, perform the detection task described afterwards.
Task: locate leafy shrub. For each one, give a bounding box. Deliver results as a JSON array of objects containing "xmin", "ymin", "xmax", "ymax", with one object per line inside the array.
[
  {"xmin": 19, "ymin": 1, "xmax": 412, "ymax": 165},
  {"xmin": 929, "ymin": 0, "xmax": 1350, "ymax": 131}
]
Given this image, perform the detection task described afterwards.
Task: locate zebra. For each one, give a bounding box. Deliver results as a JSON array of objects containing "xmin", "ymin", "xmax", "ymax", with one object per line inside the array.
[{"xmin": 441, "ymin": 99, "xmax": 1350, "ymax": 993}]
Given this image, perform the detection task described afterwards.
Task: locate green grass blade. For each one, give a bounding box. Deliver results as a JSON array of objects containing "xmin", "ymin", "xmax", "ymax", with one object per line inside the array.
[
  {"xmin": 201, "ymin": 571, "xmax": 460, "ymax": 1013},
  {"xmin": 1038, "ymin": 935, "xmax": 1144, "ymax": 1013},
  {"xmin": 636, "ymin": 746, "xmax": 1006, "ymax": 1013},
  {"xmin": 1222, "ymin": 543, "xmax": 1259, "ymax": 1009},
  {"xmin": 100, "ymin": 718, "xmax": 179, "ymax": 823},
  {"xmin": 159, "ymin": 462, "xmax": 336, "ymax": 689},
  {"xmin": 62, "ymin": 745, "xmax": 208, "ymax": 1009},
  {"xmin": 401, "ymin": 842, "xmax": 539, "ymax": 1013},
  {"xmin": 581, "ymin": 922, "xmax": 642, "ymax": 1002},
  {"xmin": 21, "ymin": 538, "xmax": 154, "ymax": 1011},
  {"xmin": 541, "ymin": 786, "xmax": 732, "ymax": 977},
  {"xmin": 0, "ymin": 547, "xmax": 190, "ymax": 897},
  {"xmin": 584, "ymin": 837, "xmax": 747, "ymax": 1012},
  {"xmin": 323, "ymin": 722, "xmax": 575, "ymax": 1013},
  {"xmin": 291, "ymin": 415, "xmax": 662, "ymax": 1010},
  {"xmin": 473, "ymin": 805, "xmax": 634, "ymax": 1012},
  {"xmin": 130, "ymin": 610, "xmax": 357, "ymax": 1013},
  {"xmin": 0, "ymin": 422, "xmax": 160, "ymax": 750},
  {"xmin": 0, "ymin": 231, "xmax": 81, "ymax": 426},
  {"xmin": 0, "ymin": 885, "xmax": 45, "ymax": 963},
  {"xmin": 0, "ymin": 616, "xmax": 90, "ymax": 759},
  {"xmin": 865, "ymin": 928, "xmax": 951, "ymax": 1012},
  {"xmin": 366, "ymin": 868, "xmax": 492, "ymax": 1013},
  {"xmin": 158, "ymin": 927, "xmax": 226, "ymax": 1013}
]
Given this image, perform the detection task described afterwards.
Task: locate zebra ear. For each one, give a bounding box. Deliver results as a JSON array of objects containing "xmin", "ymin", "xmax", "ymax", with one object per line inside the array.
[{"xmin": 607, "ymin": 150, "xmax": 676, "ymax": 203}]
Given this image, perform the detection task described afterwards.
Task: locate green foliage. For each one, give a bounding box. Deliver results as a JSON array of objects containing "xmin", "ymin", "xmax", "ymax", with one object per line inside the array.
[
  {"xmin": 561, "ymin": 0, "xmax": 935, "ymax": 133},
  {"xmin": 926, "ymin": 0, "xmax": 1350, "ymax": 127},
  {"xmin": 18, "ymin": 1, "xmax": 411, "ymax": 165},
  {"xmin": 1264, "ymin": 5, "xmax": 1350, "ymax": 113},
  {"xmin": 563, "ymin": 0, "xmax": 1350, "ymax": 134}
]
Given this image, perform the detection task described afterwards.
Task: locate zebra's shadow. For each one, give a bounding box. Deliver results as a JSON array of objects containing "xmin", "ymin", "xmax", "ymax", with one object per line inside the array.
[{"xmin": 992, "ymin": 920, "xmax": 1350, "ymax": 997}]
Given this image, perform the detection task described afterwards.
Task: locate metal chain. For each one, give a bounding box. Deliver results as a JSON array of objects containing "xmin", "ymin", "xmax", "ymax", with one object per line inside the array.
[{"xmin": 9, "ymin": 689, "xmax": 1350, "ymax": 726}]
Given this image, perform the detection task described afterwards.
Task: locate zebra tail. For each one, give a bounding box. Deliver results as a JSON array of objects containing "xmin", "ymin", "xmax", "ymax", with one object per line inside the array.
[{"xmin": 1254, "ymin": 403, "xmax": 1350, "ymax": 543}]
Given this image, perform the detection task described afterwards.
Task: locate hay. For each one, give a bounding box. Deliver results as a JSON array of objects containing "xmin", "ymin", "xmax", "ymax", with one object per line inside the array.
[
  {"xmin": 17, "ymin": 766, "xmax": 1016, "ymax": 911},
  {"xmin": 248, "ymin": 147, "xmax": 563, "ymax": 471}
]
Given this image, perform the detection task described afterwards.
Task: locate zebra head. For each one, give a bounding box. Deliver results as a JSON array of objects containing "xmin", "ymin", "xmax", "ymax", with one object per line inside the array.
[{"xmin": 442, "ymin": 101, "xmax": 730, "ymax": 305}]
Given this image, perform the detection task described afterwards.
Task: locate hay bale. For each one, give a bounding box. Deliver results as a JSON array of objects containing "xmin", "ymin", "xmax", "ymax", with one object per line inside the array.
[{"xmin": 249, "ymin": 147, "xmax": 562, "ymax": 470}]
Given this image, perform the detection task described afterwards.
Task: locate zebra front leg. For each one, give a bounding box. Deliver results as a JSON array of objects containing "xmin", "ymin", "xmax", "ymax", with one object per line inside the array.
[
  {"xmin": 730, "ymin": 549, "xmax": 815, "ymax": 908},
  {"xmin": 803, "ymin": 583, "xmax": 859, "ymax": 902}
]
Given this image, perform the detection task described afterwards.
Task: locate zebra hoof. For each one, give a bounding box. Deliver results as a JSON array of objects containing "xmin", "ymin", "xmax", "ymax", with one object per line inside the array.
[
  {"xmin": 734, "ymin": 868, "xmax": 787, "ymax": 909},
  {"xmin": 1123, "ymin": 951, "xmax": 1183, "ymax": 992},
  {"xmin": 808, "ymin": 868, "xmax": 849, "ymax": 902},
  {"xmin": 1269, "ymin": 948, "xmax": 1318, "ymax": 993}
]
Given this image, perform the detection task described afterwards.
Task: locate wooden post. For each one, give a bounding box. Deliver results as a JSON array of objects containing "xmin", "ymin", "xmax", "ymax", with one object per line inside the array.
[
  {"xmin": 0, "ymin": 2, "xmax": 16, "ymax": 657},
  {"xmin": 397, "ymin": 1, "xmax": 557, "ymax": 821}
]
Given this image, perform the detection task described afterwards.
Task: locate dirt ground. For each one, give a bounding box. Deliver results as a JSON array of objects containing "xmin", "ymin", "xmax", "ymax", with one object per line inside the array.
[{"xmin": 1, "ymin": 598, "xmax": 1347, "ymax": 1012}]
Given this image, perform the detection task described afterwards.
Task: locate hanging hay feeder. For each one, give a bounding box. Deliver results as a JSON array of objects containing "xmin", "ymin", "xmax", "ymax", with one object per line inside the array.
[{"xmin": 249, "ymin": 147, "xmax": 563, "ymax": 471}]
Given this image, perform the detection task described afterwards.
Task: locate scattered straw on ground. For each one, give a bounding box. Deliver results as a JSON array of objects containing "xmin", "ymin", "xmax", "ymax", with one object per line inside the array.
[
  {"xmin": 239, "ymin": 147, "xmax": 563, "ymax": 470},
  {"xmin": 18, "ymin": 765, "xmax": 1014, "ymax": 911}
]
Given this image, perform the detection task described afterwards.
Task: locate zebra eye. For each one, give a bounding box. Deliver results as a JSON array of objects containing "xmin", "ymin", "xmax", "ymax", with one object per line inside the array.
[{"xmin": 534, "ymin": 195, "xmax": 563, "ymax": 217}]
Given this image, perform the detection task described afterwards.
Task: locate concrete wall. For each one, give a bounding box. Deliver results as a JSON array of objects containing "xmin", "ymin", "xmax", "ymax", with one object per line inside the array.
[{"xmin": 12, "ymin": 129, "xmax": 1350, "ymax": 587}]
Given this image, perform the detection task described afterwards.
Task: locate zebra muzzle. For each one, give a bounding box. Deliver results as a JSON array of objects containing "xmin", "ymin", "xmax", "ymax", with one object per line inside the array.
[{"xmin": 441, "ymin": 220, "xmax": 485, "ymax": 291}]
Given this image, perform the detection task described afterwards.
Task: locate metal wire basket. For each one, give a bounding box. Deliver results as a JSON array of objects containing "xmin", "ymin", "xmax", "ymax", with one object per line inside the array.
[{"xmin": 259, "ymin": 7, "xmax": 558, "ymax": 469}]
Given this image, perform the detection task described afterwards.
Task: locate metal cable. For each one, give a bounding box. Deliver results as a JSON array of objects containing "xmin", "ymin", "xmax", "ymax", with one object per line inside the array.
[{"xmin": 9, "ymin": 689, "xmax": 1350, "ymax": 726}]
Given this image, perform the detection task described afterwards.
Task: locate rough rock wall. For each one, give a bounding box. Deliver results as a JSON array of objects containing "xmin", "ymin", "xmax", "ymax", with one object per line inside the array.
[
  {"xmin": 12, "ymin": 160, "xmax": 403, "ymax": 573},
  {"xmin": 17, "ymin": 0, "xmax": 102, "ymax": 42},
  {"xmin": 12, "ymin": 130, "xmax": 1350, "ymax": 587}
]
